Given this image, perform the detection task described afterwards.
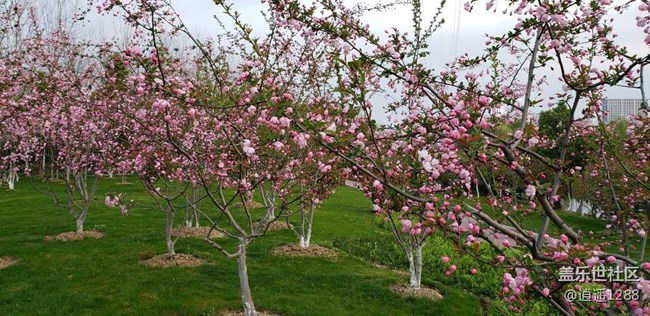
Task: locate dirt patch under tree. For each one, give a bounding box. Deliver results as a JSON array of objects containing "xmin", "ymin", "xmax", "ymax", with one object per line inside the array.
[
  {"xmin": 171, "ymin": 226, "xmax": 223, "ymax": 239},
  {"xmin": 233, "ymin": 201, "xmax": 264, "ymax": 209},
  {"xmin": 140, "ymin": 253, "xmax": 205, "ymax": 268},
  {"xmin": 0, "ymin": 257, "xmax": 18, "ymax": 269},
  {"xmin": 45, "ymin": 231, "xmax": 104, "ymax": 242},
  {"xmin": 272, "ymin": 244, "xmax": 337, "ymax": 258},
  {"xmin": 258, "ymin": 221, "xmax": 293, "ymax": 231},
  {"xmin": 221, "ymin": 310, "xmax": 281, "ymax": 316},
  {"xmin": 389, "ymin": 282, "xmax": 443, "ymax": 301}
]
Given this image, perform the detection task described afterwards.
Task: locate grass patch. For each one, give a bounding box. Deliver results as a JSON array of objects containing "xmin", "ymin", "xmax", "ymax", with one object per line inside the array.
[{"xmin": 0, "ymin": 178, "xmax": 484, "ymax": 315}]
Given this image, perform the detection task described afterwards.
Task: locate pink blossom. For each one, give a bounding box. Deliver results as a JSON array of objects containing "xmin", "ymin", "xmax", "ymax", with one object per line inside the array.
[
  {"xmin": 525, "ymin": 185, "xmax": 536, "ymax": 198},
  {"xmin": 104, "ymin": 196, "xmax": 119, "ymax": 208},
  {"xmin": 279, "ymin": 117, "xmax": 291, "ymax": 128},
  {"xmin": 242, "ymin": 140, "xmax": 255, "ymax": 156},
  {"xmin": 585, "ymin": 256, "xmax": 600, "ymax": 267},
  {"xmin": 560, "ymin": 234, "xmax": 568, "ymax": 244},
  {"xmin": 401, "ymin": 219, "xmax": 412, "ymax": 233},
  {"xmin": 317, "ymin": 162, "xmax": 331, "ymax": 173},
  {"xmin": 294, "ymin": 133, "xmax": 309, "ymax": 148},
  {"xmin": 125, "ymin": 46, "xmax": 140, "ymax": 56},
  {"xmin": 637, "ymin": 279, "xmax": 650, "ymax": 297}
]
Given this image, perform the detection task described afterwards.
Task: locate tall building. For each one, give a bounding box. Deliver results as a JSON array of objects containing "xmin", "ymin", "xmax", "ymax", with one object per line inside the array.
[{"xmin": 602, "ymin": 98, "xmax": 648, "ymax": 123}]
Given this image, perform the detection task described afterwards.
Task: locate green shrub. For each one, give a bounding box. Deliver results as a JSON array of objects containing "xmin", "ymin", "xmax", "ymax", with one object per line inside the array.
[
  {"xmin": 334, "ymin": 232, "xmax": 556, "ymax": 315},
  {"xmin": 486, "ymin": 298, "xmax": 559, "ymax": 316},
  {"xmin": 334, "ymin": 233, "xmax": 502, "ymax": 297}
]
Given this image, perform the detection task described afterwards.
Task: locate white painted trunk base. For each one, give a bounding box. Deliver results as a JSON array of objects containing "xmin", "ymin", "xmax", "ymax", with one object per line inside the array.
[
  {"xmin": 407, "ymin": 245, "xmax": 424, "ymax": 289},
  {"xmin": 237, "ymin": 241, "xmax": 257, "ymax": 316},
  {"xmin": 76, "ymin": 219, "xmax": 84, "ymax": 234},
  {"xmin": 7, "ymin": 171, "xmax": 16, "ymax": 190}
]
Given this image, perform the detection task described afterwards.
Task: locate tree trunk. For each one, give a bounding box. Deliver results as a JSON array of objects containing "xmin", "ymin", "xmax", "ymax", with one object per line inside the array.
[
  {"xmin": 260, "ymin": 185, "xmax": 276, "ymax": 223},
  {"xmin": 192, "ymin": 186, "xmax": 200, "ymax": 228},
  {"xmin": 73, "ymin": 172, "xmax": 96, "ymax": 234},
  {"xmin": 6, "ymin": 162, "xmax": 16, "ymax": 190},
  {"xmin": 299, "ymin": 235, "xmax": 311, "ymax": 248},
  {"xmin": 184, "ymin": 202, "xmax": 193, "ymax": 228},
  {"xmin": 184, "ymin": 186, "xmax": 201, "ymax": 228},
  {"xmin": 237, "ymin": 239, "xmax": 256, "ymax": 316},
  {"xmin": 42, "ymin": 149, "xmax": 46, "ymax": 176},
  {"xmin": 76, "ymin": 198, "xmax": 91, "ymax": 234},
  {"xmin": 7, "ymin": 170, "xmax": 15, "ymax": 190},
  {"xmin": 76, "ymin": 217, "xmax": 85, "ymax": 234},
  {"xmin": 165, "ymin": 208, "xmax": 176, "ymax": 255},
  {"xmin": 264, "ymin": 206, "xmax": 275, "ymax": 223},
  {"xmin": 407, "ymin": 243, "xmax": 423, "ymax": 289},
  {"xmin": 299, "ymin": 202, "xmax": 315, "ymax": 248},
  {"xmin": 576, "ymin": 200, "xmax": 583, "ymax": 214}
]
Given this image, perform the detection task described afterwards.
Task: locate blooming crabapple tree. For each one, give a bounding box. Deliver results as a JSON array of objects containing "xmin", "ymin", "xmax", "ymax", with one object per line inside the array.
[
  {"xmin": 269, "ymin": 0, "xmax": 475, "ymax": 290},
  {"xmin": 572, "ymin": 114, "xmax": 650, "ymax": 261},
  {"xmin": 248, "ymin": 123, "xmax": 340, "ymax": 250},
  {"xmin": 182, "ymin": 183, "xmax": 204, "ymax": 229},
  {"xmin": 0, "ymin": 2, "xmax": 41, "ymax": 191},
  {"xmin": 272, "ymin": 0, "xmax": 650, "ymax": 314},
  {"xmin": 0, "ymin": 3, "xmax": 119, "ymax": 234},
  {"xmin": 32, "ymin": 37, "xmax": 120, "ymax": 235},
  {"xmin": 0, "ymin": 56, "xmax": 28, "ymax": 191},
  {"xmin": 211, "ymin": 1, "xmax": 343, "ymax": 250},
  {"xmin": 99, "ymin": 41, "xmax": 218, "ymax": 256},
  {"xmin": 97, "ymin": 1, "xmax": 343, "ymax": 315},
  {"xmin": 623, "ymin": 112, "xmax": 650, "ymax": 260},
  {"xmin": 358, "ymin": 126, "xmax": 471, "ymax": 289},
  {"xmin": 281, "ymin": 142, "xmax": 340, "ymax": 249}
]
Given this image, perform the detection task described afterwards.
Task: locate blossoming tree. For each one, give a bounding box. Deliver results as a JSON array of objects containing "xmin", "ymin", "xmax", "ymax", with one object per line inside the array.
[
  {"xmin": 270, "ymin": 0, "xmax": 650, "ymax": 314},
  {"xmin": 97, "ymin": 1, "xmax": 346, "ymax": 314}
]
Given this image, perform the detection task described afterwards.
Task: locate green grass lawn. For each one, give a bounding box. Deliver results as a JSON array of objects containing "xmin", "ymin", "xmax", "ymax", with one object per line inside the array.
[{"xmin": 0, "ymin": 178, "xmax": 483, "ymax": 316}]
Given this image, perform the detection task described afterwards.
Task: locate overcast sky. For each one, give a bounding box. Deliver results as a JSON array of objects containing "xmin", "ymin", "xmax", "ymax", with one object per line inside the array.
[
  {"xmin": 170, "ymin": 0, "xmax": 648, "ymax": 92},
  {"xmin": 82, "ymin": 0, "xmax": 649, "ymax": 122}
]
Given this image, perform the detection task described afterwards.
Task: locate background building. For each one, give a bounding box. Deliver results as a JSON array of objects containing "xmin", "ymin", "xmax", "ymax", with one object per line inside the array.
[{"xmin": 602, "ymin": 98, "xmax": 648, "ymax": 123}]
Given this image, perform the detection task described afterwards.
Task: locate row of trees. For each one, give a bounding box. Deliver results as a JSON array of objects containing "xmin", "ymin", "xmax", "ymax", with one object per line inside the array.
[{"xmin": 1, "ymin": 0, "xmax": 649, "ymax": 315}]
